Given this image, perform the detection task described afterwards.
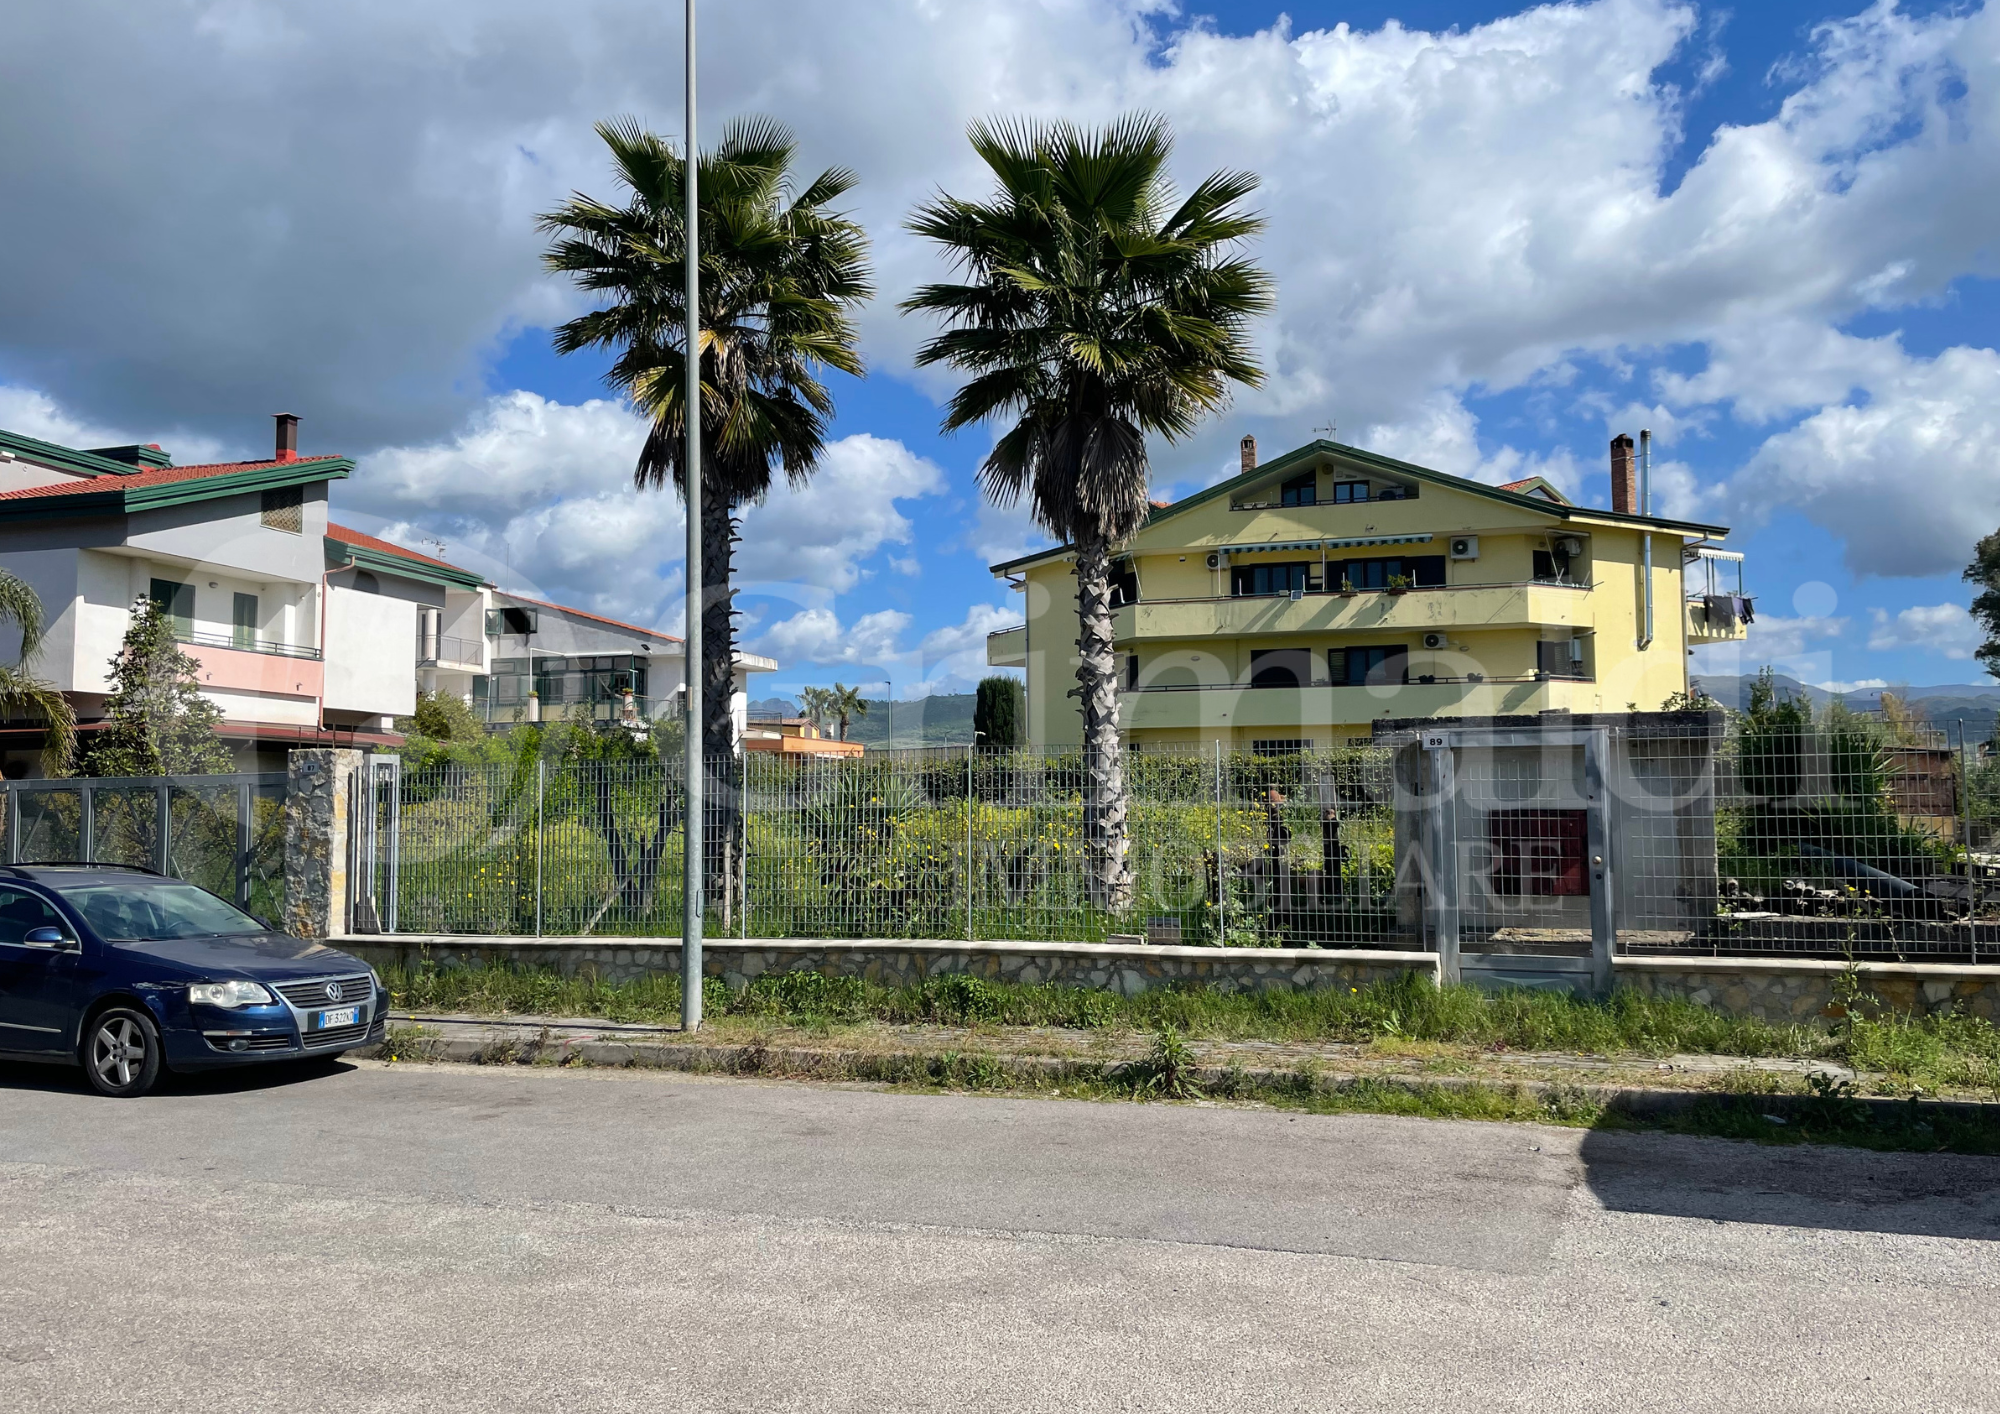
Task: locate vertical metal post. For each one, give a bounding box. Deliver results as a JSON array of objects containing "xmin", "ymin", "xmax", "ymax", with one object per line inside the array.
[
  {"xmin": 965, "ymin": 742, "xmax": 975, "ymax": 941},
  {"xmin": 679, "ymin": 0, "xmax": 705, "ymax": 1032},
  {"xmin": 1214, "ymin": 738, "xmax": 1225, "ymax": 940},
  {"xmin": 535, "ymin": 758, "xmax": 545, "ymax": 938},
  {"xmin": 1960, "ymin": 720, "xmax": 1976, "ymax": 964},
  {"xmin": 235, "ymin": 781, "xmax": 251, "ymax": 907},
  {"xmin": 1424, "ymin": 737, "xmax": 1460, "ymax": 985},
  {"xmin": 383, "ymin": 758, "xmax": 401, "ymax": 935},
  {"xmin": 1584, "ymin": 728, "xmax": 1616, "ymax": 997},
  {"xmin": 81, "ymin": 783, "xmax": 96, "ymax": 866},
  {"xmin": 155, "ymin": 780, "xmax": 171, "ymax": 876},
  {"xmin": 5, "ymin": 786, "xmax": 16, "ymax": 864}
]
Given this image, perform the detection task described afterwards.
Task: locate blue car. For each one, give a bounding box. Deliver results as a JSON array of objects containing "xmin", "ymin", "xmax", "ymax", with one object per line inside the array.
[{"xmin": 0, "ymin": 863, "xmax": 385, "ymax": 1097}]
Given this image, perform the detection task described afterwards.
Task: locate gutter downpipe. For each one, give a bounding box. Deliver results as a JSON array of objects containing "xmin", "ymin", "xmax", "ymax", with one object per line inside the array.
[{"xmin": 1638, "ymin": 428, "xmax": 1654, "ymax": 651}]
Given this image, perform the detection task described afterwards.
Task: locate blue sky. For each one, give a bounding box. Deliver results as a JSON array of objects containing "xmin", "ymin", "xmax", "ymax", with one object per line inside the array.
[{"xmin": 1, "ymin": 0, "xmax": 1996, "ymax": 700}]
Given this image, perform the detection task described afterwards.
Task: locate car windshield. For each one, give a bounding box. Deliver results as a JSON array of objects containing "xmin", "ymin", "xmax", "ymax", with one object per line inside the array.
[{"xmin": 54, "ymin": 881, "xmax": 265, "ymax": 942}]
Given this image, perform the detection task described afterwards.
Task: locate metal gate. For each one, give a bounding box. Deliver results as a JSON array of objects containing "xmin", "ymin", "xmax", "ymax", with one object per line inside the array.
[
  {"xmin": 350, "ymin": 754, "xmax": 402, "ymax": 934},
  {"xmin": 1409, "ymin": 726, "xmax": 1614, "ymax": 996}
]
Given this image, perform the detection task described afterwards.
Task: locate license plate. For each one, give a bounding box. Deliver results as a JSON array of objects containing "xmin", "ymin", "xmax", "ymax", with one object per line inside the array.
[{"xmin": 316, "ymin": 1007, "xmax": 360, "ymax": 1029}]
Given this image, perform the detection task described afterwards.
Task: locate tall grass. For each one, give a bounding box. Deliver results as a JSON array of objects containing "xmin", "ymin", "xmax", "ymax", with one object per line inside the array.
[{"xmin": 376, "ymin": 961, "xmax": 2000, "ymax": 1078}]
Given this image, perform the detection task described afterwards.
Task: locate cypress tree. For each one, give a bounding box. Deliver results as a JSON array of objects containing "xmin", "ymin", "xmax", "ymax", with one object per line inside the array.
[
  {"xmin": 85, "ymin": 597, "xmax": 232, "ymax": 776},
  {"xmin": 974, "ymin": 675, "xmax": 1024, "ymax": 749}
]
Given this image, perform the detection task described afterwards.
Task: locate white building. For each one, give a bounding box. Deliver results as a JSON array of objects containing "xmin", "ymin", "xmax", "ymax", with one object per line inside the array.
[{"xmin": 0, "ymin": 415, "xmax": 775, "ymax": 774}]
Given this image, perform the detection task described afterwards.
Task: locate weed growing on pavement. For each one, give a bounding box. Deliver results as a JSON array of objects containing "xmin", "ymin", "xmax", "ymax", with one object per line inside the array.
[{"xmin": 378, "ymin": 961, "xmax": 2000, "ymax": 1096}]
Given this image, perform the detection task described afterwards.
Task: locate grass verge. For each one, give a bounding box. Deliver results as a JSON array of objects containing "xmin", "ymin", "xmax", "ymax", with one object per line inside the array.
[{"xmin": 382, "ymin": 960, "xmax": 2000, "ymax": 1098}]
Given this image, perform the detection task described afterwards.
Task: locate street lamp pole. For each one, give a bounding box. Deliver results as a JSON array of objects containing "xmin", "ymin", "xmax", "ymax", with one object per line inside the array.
[{"xmin": 680, "ymin": 0, "xmax": 704, "ymax": 1033}]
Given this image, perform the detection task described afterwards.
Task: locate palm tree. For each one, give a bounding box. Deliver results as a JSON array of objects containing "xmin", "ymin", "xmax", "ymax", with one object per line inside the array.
[
  {"xmin": 830, "ymin": 682, "xmax": 868, "ymax": 741},
  {"xmin": 799, "ymin": 685, "xmax": 834, "ymax": 735},
  {"xmin": 0, "ymin": 570, "xmax": 76, "ymax": 774},
  {"xmin": 902, "ymin": 115, "xmax": 1272, "ymax": 908},
  {"xmin": 542, "ymin": 116, "xmax": 872, "ymax": 918}
]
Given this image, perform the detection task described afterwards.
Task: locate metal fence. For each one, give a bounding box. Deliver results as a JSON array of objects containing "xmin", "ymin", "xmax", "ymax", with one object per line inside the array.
[
  {"xmin": 0, "ymin": 772, "xmax": 288, "ymax": 920},
  {"xmin": 380, "ymin": 711, "xmax": 1997, "ymax": 964}
]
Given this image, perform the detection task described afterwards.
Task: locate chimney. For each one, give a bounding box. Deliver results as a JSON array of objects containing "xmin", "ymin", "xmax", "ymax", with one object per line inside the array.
[
  {"xmin": 273, "ymin": 412, "xmax": 299, "ymax": 464},
  {"xmin": 1239, "ymin": 433, "xmax": 1257, "ymax": 476},
  {"xmin": 1609, "ymin": 434, "xmax": 1636, "ymax": 514}
]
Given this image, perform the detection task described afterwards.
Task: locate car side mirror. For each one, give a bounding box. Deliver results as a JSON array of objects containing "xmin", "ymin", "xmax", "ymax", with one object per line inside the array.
[{"xmin": 23, "ymin": 925, "xmax": 74, "ymax": 949}]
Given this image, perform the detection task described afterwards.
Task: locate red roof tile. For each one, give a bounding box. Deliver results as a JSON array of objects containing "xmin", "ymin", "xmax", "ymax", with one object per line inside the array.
[
  {"xmin": 0, "ymin": 454, "xmax": 346, "ymax": 500},
  {"xmin": 501, "ymin": 593, "xmax": 682, "ymax": 644},
  {"xmin": 326, "ymin": 522, "xmax": 482, "ymax": 578}
]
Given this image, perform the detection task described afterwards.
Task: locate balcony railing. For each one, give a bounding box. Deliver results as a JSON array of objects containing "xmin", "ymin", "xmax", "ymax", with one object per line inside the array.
[
  {"xmin": 1122, "ymin": 672, "xmax": 1585, "ymax": 692},
  {"xmin": 177, "ymin": 629, "xmax": 322, "ymax": 661},
  {"xmin": 418, "ymin": 633, "xmax": 484, "ymax": 667}
]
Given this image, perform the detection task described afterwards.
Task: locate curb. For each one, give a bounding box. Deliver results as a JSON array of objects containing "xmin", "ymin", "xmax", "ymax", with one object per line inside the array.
[{"xmin": 354, "ymin": 1028, "xmax": 2000, "ymax": 1124}]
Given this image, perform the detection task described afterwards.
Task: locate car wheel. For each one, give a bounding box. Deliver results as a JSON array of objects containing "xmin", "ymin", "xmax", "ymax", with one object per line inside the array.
[{"xmin": 83, "ymin": 1006, "xmax": 163, "ymax": 1098}]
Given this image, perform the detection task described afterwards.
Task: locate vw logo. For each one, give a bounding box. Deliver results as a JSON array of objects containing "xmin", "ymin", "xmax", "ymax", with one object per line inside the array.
[{"xmin": 325, "ymin": 981, "xmax": 344, "ymax": 1003}]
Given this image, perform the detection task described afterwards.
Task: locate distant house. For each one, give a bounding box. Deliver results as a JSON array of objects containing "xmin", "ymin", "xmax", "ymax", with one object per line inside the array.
[
  {"xmin": 741, "ymin": 714, "xmax": 864, "ymax": 758},
  {"xmin": 987, "ymin": 434, "xmax": 1751, "ymax": 750},
  {"xmin": 0, "ymin": 414, "xmax": 776, "ymax": 774}
]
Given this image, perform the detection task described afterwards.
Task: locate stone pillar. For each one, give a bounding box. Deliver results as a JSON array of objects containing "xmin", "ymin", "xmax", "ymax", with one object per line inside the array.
[{"xmin": 284, "ymin": 748, "xmax": 366, "ymax": 940}]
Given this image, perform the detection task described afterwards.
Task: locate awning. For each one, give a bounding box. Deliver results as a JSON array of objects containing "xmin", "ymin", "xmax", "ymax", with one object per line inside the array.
[
  {"xmin": 1323, "ymin": 533, "xmax": 1434, "ymax": 550},
  {"xmin": 1686, "ymin": 546, "xmax": 1744, "ymax": 562},
  {"xmin": 1214, "ymin": 539, "xmax": 1323, "ymax": 555}
]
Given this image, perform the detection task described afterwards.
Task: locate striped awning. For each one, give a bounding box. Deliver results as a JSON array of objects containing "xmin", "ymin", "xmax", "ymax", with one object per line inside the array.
[
  {"xmin": 1214, "ymin": 539, "xmax": 1324, "ymax": 555},
  {"xmin": 1323, "ymin": 533, "xmax": 1434, "ymax": 550}
]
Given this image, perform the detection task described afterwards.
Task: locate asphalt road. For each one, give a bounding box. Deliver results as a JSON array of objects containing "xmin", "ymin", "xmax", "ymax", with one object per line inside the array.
[{"xmin": 2, "ymin": 1058, "xmax": 1997, "ymax": 1413}]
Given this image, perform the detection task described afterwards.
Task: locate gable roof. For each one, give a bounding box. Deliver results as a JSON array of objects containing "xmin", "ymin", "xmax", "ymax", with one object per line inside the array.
[
  {"xmin": 0, "ymin": 453, "xmax": 352, "ymax": 519},
  {"xmin": 989, "ymin": 438, "xmax": 1727, "ymax": 574},
  {"xmin": 1496, "ymin": 475, "xmax": 1570, "ymax": 503},
  {"xmin": 496, "ymin": 591, "xmax": 682, "ymax": 644},
  {"xmin": 326, "ymin": 523, "xmax": 489, "ymax": 591}
]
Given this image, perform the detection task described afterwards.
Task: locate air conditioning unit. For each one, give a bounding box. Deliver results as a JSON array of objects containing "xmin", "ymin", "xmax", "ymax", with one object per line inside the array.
[
  {"xmin": 1205, "ymin": 552, "xmax": 1223, "ymax": 570},
  {"xmin": 1421, "ymin": 632, "xmax": 1448, "ymax": 650},
  {"xmin": 1448, "ymin": 535, "xmax": 1479, "ymax": 560},
  {"xmin": 1558, "ymin": 536, "xmax": 1585, "ymax": 557}
]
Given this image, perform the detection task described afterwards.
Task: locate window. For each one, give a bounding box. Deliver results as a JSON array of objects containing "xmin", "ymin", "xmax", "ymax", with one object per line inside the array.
[
  {"xmin": 1538, "ymin": 637, "xmax": 1590, "ymax": 679},
  {"xmin": 1534, "ymin": 549, "xmax": 1580, "ymax": 584},
  {"xmin": 231, "ymin": 593, "xmax": 258, "ymax": 650},
  {"xmin": 0, "ymin": 887, "xmax": 66, "ymax": 945},
  {"xmin": 1231, "ymin": 561, "xmax": 1314, "ymax": 597},
  {"xmin": 1373, "ymin": 484, "xmax": 1413, "ymax": 502},
  {"xmin": 260, "ymin": 485, "xmax": 303, "ymax": 534},
  {"xmin": 148, "ymin": 578, "xmax": 194, "ymax": 638},
  {"xmin": 1124, "ymin": 654, "xmax": 1139, "ymax": 691},
  {"xmin": 1327, "ymin": 556, "xmax": 1445, "ymax": 591},
  {"xmin": 1330, "ymin": 645, "xmax": 1407, "ymax": 686},
  {"xmin": 1280, "ymin": 472, "xmax": 1317, "ymax": 507},
  {"xmin": 1331, "ymin": 481, "xmax": 1369, "ymax": 504},
  {"xmin": 1252, "ymin": 739, "xmax": 1309, "ymax": 756},
  {"xmin": 1249, "ymin": 648, "xmax": 1311, "ymax": 689},
  {"xmin": 1488, "ymin": 809, "xmax": 1589, "ymax": 896},
  {"xmin": 1109, "ymin": 558, "xmax": 1139, "ymax": 607},
  {"xmin": 486, "ymin": 606, "xmax": 538, "ymax": 637}
]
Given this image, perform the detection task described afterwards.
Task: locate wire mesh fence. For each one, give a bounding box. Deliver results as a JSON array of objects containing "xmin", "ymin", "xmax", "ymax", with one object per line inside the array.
[
  {"xmin": 384, "ymin": 712, "xmax": 1995, "ymax": 961},
  {"xmin": 390, "ymin": 746, "xmax": 1403, "ymax": 946},
  {"xmin": 0, "ymin": 774, "xmax": 288, "ymax": 920}
]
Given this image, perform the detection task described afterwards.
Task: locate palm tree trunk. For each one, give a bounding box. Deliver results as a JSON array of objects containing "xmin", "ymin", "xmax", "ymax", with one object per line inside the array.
[
  {"xmin": 1073, "ymin": 537, "xmax": 1132, "ymax": 911},
  {"xmin": 701, "ymin": 498, "xmax": 741, "ymax": 927}
]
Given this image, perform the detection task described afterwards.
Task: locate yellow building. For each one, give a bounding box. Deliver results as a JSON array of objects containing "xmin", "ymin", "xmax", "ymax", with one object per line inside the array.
[{"xmin": 985, "ymin": 436, "xmax": 1750, "ymax": 749}]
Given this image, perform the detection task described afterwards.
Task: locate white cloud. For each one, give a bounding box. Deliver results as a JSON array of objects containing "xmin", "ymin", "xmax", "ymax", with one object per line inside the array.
[
  {"xmin": 348, "ymin": 399, "xmax": 943, "ymax": 630},
  {"xmin": 1689, "ymin": 611, "xmax": 1848, "ymax": 682},
  {"xmin": 1730, "ymin": 344, "xmax": 2000, "ymax": 577},
  {"xmin": 735, "ymin": 434, "xmax": 944, "ymax": 597},
  {"xmin": 912, "ymin": 604, "xmax": 1024, "ymax": 697},
  {"xmin": 1868, "ymin": 603, "xmax": 1983, "ymax": 659},
  {"xmin": 755, "ymin": 607, "xmax": 910, "ymax": 670}
]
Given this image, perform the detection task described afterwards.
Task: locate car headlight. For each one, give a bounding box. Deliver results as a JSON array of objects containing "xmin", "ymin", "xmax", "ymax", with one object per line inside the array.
[{"xmin": 189, "ymin": 980, "xmax": 277, "ymax": 1009}]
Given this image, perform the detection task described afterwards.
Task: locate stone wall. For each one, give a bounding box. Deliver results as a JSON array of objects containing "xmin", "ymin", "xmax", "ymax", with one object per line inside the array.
[
  {"xmin": 332, "ymin": 932, "xmax": 2000, "ymax": 1022},
  {"xmin": 285, "ymin": 749, "xmax": 366, "ymax": 941},
  {"xmin": 1615, "ymin": 956, "xmax": 2000, "ymax": 1024},
  {"xmin": 336, "ymin": 934, "xmax": 1439, "ymax": 998}
]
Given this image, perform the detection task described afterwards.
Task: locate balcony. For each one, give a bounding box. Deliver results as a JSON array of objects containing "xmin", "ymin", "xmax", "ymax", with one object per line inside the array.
[
  {"xmin": 986, "ymin": 623, "xmax": 1027, "ymax": 668},
  {"xmin": 418, "ymin": 632, "xmax": 485, "ymax": 670},
  {"xmin": 176, "ymin": 628, "xmax": 320, "ymax": 661},
  {"xmin": 184, "ymin": 642, "xmax": 324, "ymax": 699},
  {"xmin": 1116, "ymin": 677, "xmax": 1594, "ymax": 732},
  {"xmin": 1112, "ymin": 580, "xmax": 1592, "ymax": 643},
  {"xmin": 1686, "ymin": 595, "xmax": 1753, "ymax": 644}
]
